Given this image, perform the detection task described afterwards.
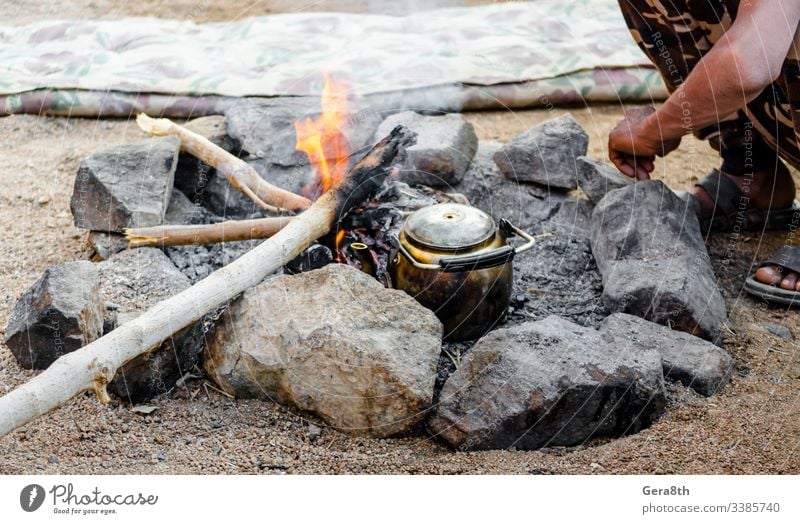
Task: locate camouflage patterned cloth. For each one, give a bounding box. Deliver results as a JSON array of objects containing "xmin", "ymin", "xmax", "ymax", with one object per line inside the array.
[
  {"xmin": 619, "ymin": 0, "xmax": 800, "ymax": 172},
  {"xmin": 0, "ymin": 1, "xmax": 667, "ymax": 117}
]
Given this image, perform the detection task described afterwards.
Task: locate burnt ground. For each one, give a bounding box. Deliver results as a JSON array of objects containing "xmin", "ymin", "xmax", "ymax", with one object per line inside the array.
[{"xmin": 0, "ymin": 1, "xmax": 798, "ymax": 474}]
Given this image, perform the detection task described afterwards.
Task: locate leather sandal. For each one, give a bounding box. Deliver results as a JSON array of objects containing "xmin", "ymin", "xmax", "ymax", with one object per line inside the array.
[
  {"xmin": 744, "ymin": 245, "xmax": 800, "ymax": 305},
  {"xmin": 696, "ymin": 169, "xmax": 800, "ymax": 234}
]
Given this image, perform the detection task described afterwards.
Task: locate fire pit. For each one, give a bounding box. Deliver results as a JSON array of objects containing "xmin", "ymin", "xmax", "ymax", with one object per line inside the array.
[{"xmin": 0, "ymin": 76, "xmax": 735, "ymax": 452}]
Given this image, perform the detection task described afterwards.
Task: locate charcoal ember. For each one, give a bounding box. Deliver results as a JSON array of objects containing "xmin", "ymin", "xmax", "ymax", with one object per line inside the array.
[
  {"xmin": 97, "ymin": 248, "xmax": 205, "ymax": 402},
  {"xmin": 511, "ymin": 232, "xmax": 608, "ymax": 329},
  {"xmin": 71, "ymin": 136, "xmax": 179, "ymax": 232},
  {"xmin": 576, "ymin": 155, "xmax": 632, "ymax": 204},
  {"xmin": 591, "ymin": 180, "xmax": 728, "ymax": 343},
  {"xmin": 373, "ymin": 111, "xmax": 478, "ymax": 187},
  {"xmin": 205, "ymin": 264, "xmax": 443, "ymax": 437},
  {"xmin": 493, "ymin": 114, "xmax": 588, "ymax": 190},
  {"xmin": 599, "ymin": 313, "xmax": 734, "ymax": 396},
  {"xmin": 429, "ymin": 316, "xmax": 666, "ymax": 450},
  {"xmin": 284, "ymin": 244, "xmax": 334, "ymax": 274},
  {"xmin": 225, "ymin": 97, "xmax": 382, "ymax": 166},
  {"xmin": 164, "ymin": 240, "xmax": 263, "ymax": 283},
  {"xmin": 4, "ymin": 261, "xmax": 104, "ymax": 369}
]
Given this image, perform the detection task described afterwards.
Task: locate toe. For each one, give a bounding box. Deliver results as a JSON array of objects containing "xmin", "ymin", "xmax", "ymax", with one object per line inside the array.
[
  {"xmin": 755, "ymin": 265, "xmax": 783, "ymax": 285},
  {"xmin": 781, "ymin": 272, "xmax": 798, "ymax": 290}
]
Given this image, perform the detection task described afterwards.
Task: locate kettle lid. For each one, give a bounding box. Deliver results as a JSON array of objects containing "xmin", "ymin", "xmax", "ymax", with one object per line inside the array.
[{"xmin": 403, "ymin": 203, "xmax": 496, "ymax": 250}]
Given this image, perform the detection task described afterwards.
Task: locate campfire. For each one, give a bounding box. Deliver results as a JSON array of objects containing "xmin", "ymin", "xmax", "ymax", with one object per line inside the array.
[{"xmin": 0, "ymin": 80, "xmax": 734, "ymax": 452}]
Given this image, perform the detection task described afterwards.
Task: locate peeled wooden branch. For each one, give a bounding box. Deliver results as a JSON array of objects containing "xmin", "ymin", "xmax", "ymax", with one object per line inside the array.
[
  {"xmin": 137, "ymin": 113, "xmax": 312, "ymax": 212},
  {"xmin": 124, "ymin": 217, "xmax": 292, "ymax": 248},
  {"xmin": 0, "ymin": 126, "xmax": 416, "ymax": 437}
]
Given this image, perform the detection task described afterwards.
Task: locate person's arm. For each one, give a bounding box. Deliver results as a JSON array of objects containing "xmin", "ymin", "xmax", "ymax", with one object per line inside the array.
[{"xmin": 609, "ymin": 0, "xmax": 800, "ymax": 179}]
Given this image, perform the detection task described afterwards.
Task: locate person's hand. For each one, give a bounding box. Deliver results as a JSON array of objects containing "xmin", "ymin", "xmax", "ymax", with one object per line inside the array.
[{"xmin": 608, "ymin": 106, "xmax": 681, "ymax": 180}]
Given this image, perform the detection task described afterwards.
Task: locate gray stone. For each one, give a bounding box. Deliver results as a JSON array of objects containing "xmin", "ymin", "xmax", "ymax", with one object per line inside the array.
[
  {"xmin": 591, "ymin": 180, "xmax": 728, "ymax": 343},
  {"xmin": 493, "ymin": 114, "xmax": 588, "ymax": 190},
  {"xmin": 225, "ymin": 97, "xmax": 382, "ymax": 167},
  {"xmin": 576, "ymin": 156, "xmax": 632, "ymax": 204},
  {"xmin": 4, "ymin": 261, "xmax": 104, "ymax": 369},
  {"xmin": 429, "ymin": 316, "xmax": 666, "ymax": 450},
  {"xmin": 163, "ymin": 189, "xmax": 214, "ymax": 225},
  {"xmin": 600, "ymin": 313, "xmax": 734, "ymax": 396},
  {"xmin": 756, "ymin": 322, "xmax": 793, "ymax": 340},
  {"xmin": 205, "ymin": 264, "xmax": 443, "ymax": 438},
  {"xmin": 455, "ymin": 141, "xmax": 567, "ymax": 230},
  {"xmin": 71, "ymin": 136, "xmax": 179, "ymax": 232},
  {"xmin": 98, "ymin": 248, "xmax": 204, "ymax": 403},
  {"xmin": 373, "ymin": 111, "xmax": 478, "ymax": 187},
  {"xmin": 87, "ymin": 232, "xmax": 128, "ymax": 261}
]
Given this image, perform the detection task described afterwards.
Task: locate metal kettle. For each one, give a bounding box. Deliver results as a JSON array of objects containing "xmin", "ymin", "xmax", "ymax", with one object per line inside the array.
[{"xmin": 388, "ymin": 203, "xmax": 535, "ymax": 341}]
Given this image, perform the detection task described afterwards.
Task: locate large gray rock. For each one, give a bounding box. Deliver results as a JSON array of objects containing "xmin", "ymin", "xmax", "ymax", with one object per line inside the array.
[
  {"xmin": 591, "ymin": 180, "xmax": 728, "ymax": 343},
  {"xmin": 455, "ymin": 141, "xmax": 567, "ymax": 230},
  {"xmin": 4, "ymin": 261, "xmax": 104, "ymax": 369},
  {"xmin": 600, "ymin": 313, "xmax": 734, "ymax": 396},
  {"xmin": 576, "ymin": 156, "xmax": 632, "ymax": 204},
  {"xmin": 98, "ymin": 248, "xmax": 204, "ymax": 403},
  {"xmin": 429, "ymin": 316, "xmax": 666, "ymax": 450},
  {"xmin": 374, "ymin": 111, "xmax": 478, "ymax": 187},
  {"xmin": 71, "ymin": 136, "xmax": 179, "ymax": 232},
  {"xmin": 205, "ymin": 264, "xmax": 443, "ymax": 438},
  {"xmin": 225, "ymin": 97, "xmax": 382, "ymax": 167},
  {"xmin": 494, "ymin": 114, "xmax": 588, "ymax": 190}
]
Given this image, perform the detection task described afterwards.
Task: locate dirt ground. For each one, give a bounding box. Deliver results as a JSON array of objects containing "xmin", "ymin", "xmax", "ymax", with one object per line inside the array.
[{"xmin": 0, "ymin": 1, "xmax": 798, "ymax": 474}]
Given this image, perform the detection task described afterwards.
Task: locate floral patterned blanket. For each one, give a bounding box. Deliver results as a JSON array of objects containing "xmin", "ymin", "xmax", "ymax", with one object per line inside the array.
[{"xmin": 0, "ymin": 1, "xmax": 666, "ymax": 117}]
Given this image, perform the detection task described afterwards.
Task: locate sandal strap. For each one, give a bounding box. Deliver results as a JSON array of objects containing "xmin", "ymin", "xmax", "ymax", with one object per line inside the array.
[
  {"xmin": 765, "ymin": 245, "xmax": 800, "ymax": 274},
  {"xmin": 696, "ymin": 168, "xmax": 744, "ymax": 218}
]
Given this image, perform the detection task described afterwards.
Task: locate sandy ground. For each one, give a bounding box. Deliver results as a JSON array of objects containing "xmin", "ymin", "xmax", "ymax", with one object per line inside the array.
[{"xmin": 0, "ymin": 1, "xmax": 798, "ymax": 474}]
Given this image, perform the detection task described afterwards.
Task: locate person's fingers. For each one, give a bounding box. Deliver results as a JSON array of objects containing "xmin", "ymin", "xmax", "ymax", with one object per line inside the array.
[
  {"xmin": 634, "ymin": 166, "xmax": 651, "ymax": 181},
  {"xmin": 639, "ymin": 157, "xmax": 655, "ymax": 173},
  {"xmin": 609, "ymin": 150, "xmax": 634, "ymax": 177}
]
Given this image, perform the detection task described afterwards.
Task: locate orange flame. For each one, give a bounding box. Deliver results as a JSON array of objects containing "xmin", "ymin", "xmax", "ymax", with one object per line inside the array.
[{"xmin": 294, "ymin": 74, "xmax": 351, "ymax": 198}]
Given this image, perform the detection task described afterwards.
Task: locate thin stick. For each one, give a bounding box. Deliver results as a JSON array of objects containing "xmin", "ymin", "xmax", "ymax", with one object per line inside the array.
[
  {"xmin": 137, "ymin": 113, "xmax": 312, "ymax": 212},
  {"xmin": 0, "ymin": 126, "xmax": 415, "ymax": 438},
  {"xmin": 124, "ymin": 217, "xmax": 292, "ymax": 248}
]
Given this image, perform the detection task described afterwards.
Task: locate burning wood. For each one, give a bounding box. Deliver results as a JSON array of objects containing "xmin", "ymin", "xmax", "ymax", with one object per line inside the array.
[
  {"xmin": 0, "ymin": 124, "xmax": 416, "ymax": 438},
  {"xmin": 137, "ymin": 113, "xmax": 311, "ymax": 212}
]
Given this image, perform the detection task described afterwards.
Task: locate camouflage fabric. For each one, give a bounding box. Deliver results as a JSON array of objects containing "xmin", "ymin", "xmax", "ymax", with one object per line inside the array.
[
  {"xmin": 619, "ymin": 0, "xmax": 800, "ymax": 171},
  {"xmin": 0, "ymin": 1, "xmax": 668, "ymax": 117}
]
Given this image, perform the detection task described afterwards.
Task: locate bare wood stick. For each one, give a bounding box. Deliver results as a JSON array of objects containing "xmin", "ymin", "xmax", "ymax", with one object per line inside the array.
[
  {"xmin": 124, "ymin": 217, "xmax": 292, "ymax": 248},
  {"xmin": 137, "ymin": 113, "xmax": 312, "ymax": 212},
  {"xmin": 0, "ymin": 126, "xmax": 415, "ymax": 437}
]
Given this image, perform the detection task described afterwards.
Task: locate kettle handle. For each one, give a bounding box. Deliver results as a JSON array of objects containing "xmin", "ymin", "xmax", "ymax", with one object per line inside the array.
[{"xmin": 394, "ymin": 219, "xmax": 537, "ymax": 273}]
